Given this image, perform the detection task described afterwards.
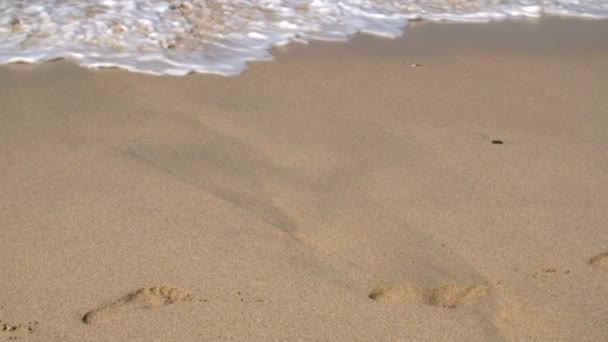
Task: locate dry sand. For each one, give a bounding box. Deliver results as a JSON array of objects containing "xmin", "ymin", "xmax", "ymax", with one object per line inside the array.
[{"xmin": 1, "ymin": 18, "xmax": 608, "ymax": 341}]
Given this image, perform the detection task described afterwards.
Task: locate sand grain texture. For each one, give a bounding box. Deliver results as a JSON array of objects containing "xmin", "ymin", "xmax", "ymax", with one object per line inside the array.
[{"xmin": 1, "ymin": 18, "xmax": 608, "ymax": 341}]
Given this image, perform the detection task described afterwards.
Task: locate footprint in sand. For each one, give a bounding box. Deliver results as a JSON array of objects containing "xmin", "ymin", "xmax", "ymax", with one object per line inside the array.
[
  {"xmin": 1, "ymin": 320, "xmax": 37, "ymax": 339},
  {"xmin": 83, "ymin": 286, "xmax": 191, "ymax": 324},
  {"xmin": 369, "ymin": 284, "xmax": 488, "ymax": 308},
  {"xmin": 589, "ymin": 251, "xmax": 608, "ymax": 268}
]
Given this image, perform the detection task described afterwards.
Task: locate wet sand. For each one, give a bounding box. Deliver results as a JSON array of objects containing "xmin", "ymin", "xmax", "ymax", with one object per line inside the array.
[{"xmin": 1, "ymin": 18, "xmax": 608, "ymax": 341}]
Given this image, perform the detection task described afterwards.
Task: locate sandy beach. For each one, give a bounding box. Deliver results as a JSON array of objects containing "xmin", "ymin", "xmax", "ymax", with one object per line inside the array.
[{"xmin": 1, "ymin": 18, "xmax": 608, "ymax": 341}]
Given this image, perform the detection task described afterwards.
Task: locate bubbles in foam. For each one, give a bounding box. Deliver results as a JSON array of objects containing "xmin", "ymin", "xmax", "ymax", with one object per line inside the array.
[{"xmin": 0, "ymin": 0, "xmax": 606, "ymax": 76}]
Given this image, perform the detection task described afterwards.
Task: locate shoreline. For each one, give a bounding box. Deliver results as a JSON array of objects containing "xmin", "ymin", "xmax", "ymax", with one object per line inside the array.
[
  {"xmin": 3, "ymin": 18, "xmax": 608, "ymax": 77},
  {"xmin": 1, "ymin": 19, "xmax": 608, "ymax": 341}
]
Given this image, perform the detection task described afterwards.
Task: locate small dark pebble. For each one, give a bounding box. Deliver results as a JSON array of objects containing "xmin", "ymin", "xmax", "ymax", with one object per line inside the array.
[{"xmin": 492, "ymin": 140, "xmax": 503, "ymax": 145}]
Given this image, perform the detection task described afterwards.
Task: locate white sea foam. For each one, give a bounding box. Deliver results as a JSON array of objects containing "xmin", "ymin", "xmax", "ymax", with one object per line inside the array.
[{"xmin": 0, "ymin": 0, "xmax": 607, "ymax": 76}]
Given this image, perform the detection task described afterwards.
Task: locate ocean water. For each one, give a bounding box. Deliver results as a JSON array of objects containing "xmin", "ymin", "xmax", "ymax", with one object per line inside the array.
[{"xmin": 1, "ymin": 0, "xmax": 607, "ymax": 76}]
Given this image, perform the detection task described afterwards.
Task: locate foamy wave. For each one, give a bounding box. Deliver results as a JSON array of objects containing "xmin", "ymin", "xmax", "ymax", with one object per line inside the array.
[{"xmin": 0, "ymin": 0, "xmax": 606, "ymax": 76}]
